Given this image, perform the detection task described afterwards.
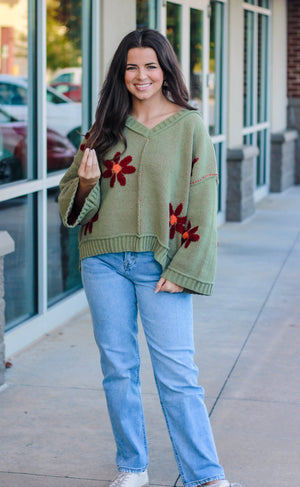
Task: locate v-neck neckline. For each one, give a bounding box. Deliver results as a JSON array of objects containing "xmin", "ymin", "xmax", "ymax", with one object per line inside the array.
[{"xmin": 125, "ymin": 109, "xmax": 189, "ymax": 137}]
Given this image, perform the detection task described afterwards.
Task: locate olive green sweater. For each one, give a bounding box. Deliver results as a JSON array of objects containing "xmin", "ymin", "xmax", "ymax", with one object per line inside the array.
[{"xmin": 58, "ymin": 109, "xmax": 218, "ymax": 295}]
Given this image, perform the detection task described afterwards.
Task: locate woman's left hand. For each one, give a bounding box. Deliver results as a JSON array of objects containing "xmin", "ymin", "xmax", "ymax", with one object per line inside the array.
[{"xmin": 155, "ymin": 278, "xmax": 184, "ymax": 294}]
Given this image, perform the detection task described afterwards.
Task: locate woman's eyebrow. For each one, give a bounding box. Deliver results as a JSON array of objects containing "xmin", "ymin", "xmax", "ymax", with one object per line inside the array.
[{"xmin": 126, "ymin": 62, "xmax": 158, "ymax": 67}]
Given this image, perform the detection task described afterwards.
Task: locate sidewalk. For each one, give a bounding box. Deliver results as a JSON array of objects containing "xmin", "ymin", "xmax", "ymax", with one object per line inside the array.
[{"xmin": 1, "ymin": 186, "xmax": 300, "ymax": 487}]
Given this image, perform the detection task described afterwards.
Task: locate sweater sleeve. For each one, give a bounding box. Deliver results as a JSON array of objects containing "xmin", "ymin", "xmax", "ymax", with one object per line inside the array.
[
  {"xmin": 161, "ymin": 116, "xmax": 218, "ymax": 295},
  {"xmin": 58, "ymin": 135, "xmax": 101, "ymax": 228}
]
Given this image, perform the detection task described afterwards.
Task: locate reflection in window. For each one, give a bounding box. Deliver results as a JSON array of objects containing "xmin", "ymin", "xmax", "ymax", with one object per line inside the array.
[
  {"xmin": 167, "ymin": 2, "xmax": 182, "ymax": 64},
  {"xmin": 46, "ymin": 0, "xmax": 83, "ymax": 171},
  {"xmin": 0, "ymin": 195, "xmax": 37, "ymax": 331},
  {"xmin": 0, "ymin": 0, "xmax": 28, "ymax": 185},
  {"xmin": 257, "ymin": 14, "xmax": 268, "ymax": 123},
  {"xmin": 243, "ymin": 10, "xmax": 254, "ymax": 127},
  {"xmin": 47, "ymin": 187, "xmax": 82, "ymax": 306},
  {"xmin": 190, "ymin": 8, "xmax": 203, "ymax": 112},
  {"xmin": 209, "ymin": 2, "xmax": 224, "ymax": 136},
  {"xmin": 137, "ymin": 0, "xmax": 157, "ymax": 29}
]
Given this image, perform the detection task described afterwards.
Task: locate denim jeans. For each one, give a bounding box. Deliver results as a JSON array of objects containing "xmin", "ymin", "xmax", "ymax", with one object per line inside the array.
[{"xmin": 81, "ymin": 251, "xmax": 225, "ymax": 487}]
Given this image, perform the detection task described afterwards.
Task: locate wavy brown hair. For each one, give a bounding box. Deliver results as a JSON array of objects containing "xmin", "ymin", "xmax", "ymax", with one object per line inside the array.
[{"xmin": 86, "ymin": 29, "xmax": 195, "ymax": 159}]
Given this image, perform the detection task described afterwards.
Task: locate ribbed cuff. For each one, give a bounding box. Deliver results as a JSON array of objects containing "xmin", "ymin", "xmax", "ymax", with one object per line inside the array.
[{"xmin": 161, "ymin": 267, "xmax": 214, "ymax": 296}]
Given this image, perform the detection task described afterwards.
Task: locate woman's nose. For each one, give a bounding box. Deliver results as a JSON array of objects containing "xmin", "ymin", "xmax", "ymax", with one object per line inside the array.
[{"xmin": 136, "ymin": 68, "xmax": 147, "ymax": 80}]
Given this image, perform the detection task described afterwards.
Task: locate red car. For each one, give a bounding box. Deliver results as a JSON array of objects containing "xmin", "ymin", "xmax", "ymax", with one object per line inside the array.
[
  {"xmin": 0, "ymin": 110, "xmax": 76, "ymax": 184},
  {"xmin": 50, "ymin": 82, "xmax": 82, "ymax": 102}
]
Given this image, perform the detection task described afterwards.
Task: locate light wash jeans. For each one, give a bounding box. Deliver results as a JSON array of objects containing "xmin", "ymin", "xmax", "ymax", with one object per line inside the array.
[{"xmin": 81, "ymin": 251, "xmax": 225, "ymax": 487}]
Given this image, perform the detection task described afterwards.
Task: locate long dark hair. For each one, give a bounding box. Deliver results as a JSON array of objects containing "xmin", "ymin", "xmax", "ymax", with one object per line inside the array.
[{"xmin": 87, "ymin": 29, "xmax": 195, "ymax": 158}]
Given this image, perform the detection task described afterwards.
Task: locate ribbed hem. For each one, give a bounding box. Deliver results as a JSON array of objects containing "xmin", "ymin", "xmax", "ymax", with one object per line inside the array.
[
  {"xmin": 162, "ymin": 267, "xmax": 214, "ymax": 296},
  {"xmin": 79, "ymin": 235, "xmax": 170, "ymax": 269},
  {"xmin": 79, "ymin": 234, "xmax": 214, "ymax": 295}
]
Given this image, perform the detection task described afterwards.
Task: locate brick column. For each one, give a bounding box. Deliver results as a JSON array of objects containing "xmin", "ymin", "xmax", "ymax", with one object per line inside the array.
[
  {"xmin": 0, "ymin": 232, "xmax": 15, "ymax": 387},
  {"xmin": 287, "ymin": 0, "xmax": 300, "ymax": 183}
]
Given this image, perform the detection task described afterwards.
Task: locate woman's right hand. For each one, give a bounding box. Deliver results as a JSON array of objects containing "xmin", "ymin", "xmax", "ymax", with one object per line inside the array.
[{"xmin": 78, "ymin": 148, "xmax": 101, "ymax": 189}]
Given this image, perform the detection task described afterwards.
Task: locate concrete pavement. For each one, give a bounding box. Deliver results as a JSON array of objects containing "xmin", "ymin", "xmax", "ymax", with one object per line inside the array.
[{"xmin": 0, "ymin": 186, "xmax": 300, "ymax": 487}]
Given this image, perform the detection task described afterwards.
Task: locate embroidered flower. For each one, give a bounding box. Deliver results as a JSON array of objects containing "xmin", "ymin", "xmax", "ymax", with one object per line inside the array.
[
  {"xmin": 85, "ymin": 131, "xmax": 91, "ymax": 139},
  {"xmin": 80, "ymin": 143, "xmax": 86, "ymax": 151},
  {"xmin": 83, "ymin": 213, "xmax": 99, "ymax": 236},
  {"xmin": 102, "ymin": 151, "xmax": 136, "ymax": 187},
  {"xmin": 169, "ymin": 203, "xmax": 187, "ymax": 239},
  {"xmin": 182, "ymin": 220, "xmax": 200, "ymax": 248},
  {"xmin": 191, "ymin": 157, "xmax": 199, "ymax": 176}
]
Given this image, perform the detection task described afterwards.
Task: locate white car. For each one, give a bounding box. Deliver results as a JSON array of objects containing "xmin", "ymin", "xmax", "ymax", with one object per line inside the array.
[
  {"xmin": 50, "ymin": 67, "xmax": 82, "ymax": 85},
  {"xmin": 0, "ymin": 74, "xmax": 82, "ymax": 146}
]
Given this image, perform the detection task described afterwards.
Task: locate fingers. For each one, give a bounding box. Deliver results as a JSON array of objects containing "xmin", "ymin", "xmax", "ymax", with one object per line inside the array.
[
  {"xmin": 155, "ymin": 278, "xmax": 184, "ymax": 294},
  {"xmin": 155, "ymin": 277, "xmax": 166, "ymax": 293},
  {"xmin": 78, "ymin": 148, "xmax": 101, "ymax": 184}
]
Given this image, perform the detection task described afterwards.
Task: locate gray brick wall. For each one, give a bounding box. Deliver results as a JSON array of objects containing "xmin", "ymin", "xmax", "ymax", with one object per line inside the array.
[
  {"xmin": 226, "ymin": 145, "xmax": 259, "ymax": 222},
  {"xmin": 0, "ymin": 232, "xmax": 15, "ymax": 386}
]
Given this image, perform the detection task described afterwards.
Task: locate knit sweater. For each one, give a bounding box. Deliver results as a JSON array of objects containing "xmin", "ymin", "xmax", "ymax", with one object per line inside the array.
[{"xmin": 58, "ymin": 109, "xmax": 218, "ymax": 295}]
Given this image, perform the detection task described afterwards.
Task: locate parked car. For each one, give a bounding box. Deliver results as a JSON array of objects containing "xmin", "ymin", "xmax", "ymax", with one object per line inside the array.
[
  {"xmin": 0, "ymin": 108, "xmax": 76, "ymax": 184},
  {"xmin": 50, "ymin": 82, "xmax": 82, "ymax": 102},
  {"xmin": 0, "ymin": 74, "xmax": 81, "ymax": 145},
  {"xmin": 50, "ymin": 67, "xmax": 82, "ymax": 85}
]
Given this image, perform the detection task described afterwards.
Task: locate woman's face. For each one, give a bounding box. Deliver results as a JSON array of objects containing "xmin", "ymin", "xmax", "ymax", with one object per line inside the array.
[{"xmin": 124, "ymin": 47, "xmax": 165, "ymax": 103}]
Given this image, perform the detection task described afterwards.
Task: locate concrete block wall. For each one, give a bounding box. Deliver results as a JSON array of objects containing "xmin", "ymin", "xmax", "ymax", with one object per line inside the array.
[
  {"xmin": 271, "ymin": 130, "xmax": 298, "ymax": 192},
  {"xmin": 0, "ymin": 232, "xmax": 15, "ymax": 386},
  {"xmin": 226, "ymin": 146, "xmax": 259, "ymax": 222}
]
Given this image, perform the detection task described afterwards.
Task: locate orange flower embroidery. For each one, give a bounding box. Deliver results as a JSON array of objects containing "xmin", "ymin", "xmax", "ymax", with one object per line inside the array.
[
  {"xmin": 182, "ymin": 220, "xmax": 200, "ymax": 248},
  {"xmin": 102, "ymin": 152, "xmax": 136, "ymax": 187},
  {"xmin": 169, "ymin": 203, "xmax": 187, "ymax": 239}
]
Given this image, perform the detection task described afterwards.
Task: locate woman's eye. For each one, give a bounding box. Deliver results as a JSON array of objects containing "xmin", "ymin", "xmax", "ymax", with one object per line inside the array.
[
  {"xmin": 126, "ymin": 66, "xmax": 135, "ymax": 71},
  {"xmin": 148, "ymin": 65, "xmax": 157, "ymax": 69}
]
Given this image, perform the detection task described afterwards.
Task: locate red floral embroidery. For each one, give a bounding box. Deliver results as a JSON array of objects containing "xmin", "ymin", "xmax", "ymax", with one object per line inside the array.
[
  {"xmin": 85, "ymin": 131, "xmax": 91, "ymax": 139},
  {"xmin": 102, "ymin": 152, "xmax": 136, "ymax": 187},
  {"xmin": 191, "ymin": 157, "xmax": 199, "ymax": 176},
  {"xmin": 83, "ymin": 213, "xmax": 99, "ymax": 236},
  {"xmin": 80, "ymin": 143, "xmax": 86, "ymax": 151},
  {"xmin": 169, "ymin": 203, "xmax": 187, "ymax": 239},
  {"xmin": 182, "ymin": 220, "xmax": 200, "ymax": 248}
]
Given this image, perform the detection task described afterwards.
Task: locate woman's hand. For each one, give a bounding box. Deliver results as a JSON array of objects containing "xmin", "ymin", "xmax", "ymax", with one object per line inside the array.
[
  {"xmin": 155, "ymin": 278, "xmax": 184, "ymax": 294},
  {"xmin": 78, "ymin": 148, "xmax": 101, "ymax": 190},
  {"xmin": 68, "ymin": 148, "xmax": 101, "ymax": 223}
]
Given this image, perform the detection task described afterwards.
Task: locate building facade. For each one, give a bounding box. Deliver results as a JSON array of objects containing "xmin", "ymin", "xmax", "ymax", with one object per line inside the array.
[{"xmin": 0, "ymin": 0, "xmax": 296, "ymax": 361}]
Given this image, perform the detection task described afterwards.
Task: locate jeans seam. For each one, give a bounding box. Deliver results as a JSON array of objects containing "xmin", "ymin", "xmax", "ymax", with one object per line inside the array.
[
  {"xmin": 153, "ymin": 374, "xmax": 186, "ymax": 485},
  {"xmin": 135, "ymin": 329, "xmax": 149, "ymax": 462}
]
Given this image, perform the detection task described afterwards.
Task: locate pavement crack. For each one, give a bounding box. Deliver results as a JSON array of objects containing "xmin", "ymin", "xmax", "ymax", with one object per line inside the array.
[{"xmin": 208, "ymin": 228, "xmax": 300, "ymax": 418}]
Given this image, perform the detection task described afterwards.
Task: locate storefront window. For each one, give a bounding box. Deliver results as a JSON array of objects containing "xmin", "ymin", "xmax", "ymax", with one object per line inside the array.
[
  {"xmin": 243, "ymin": 10, "xmax": 255, "ymax": 127},
  {"xmin": 166, "ymin": 2, "xmax": 182, "ymax": 64},
  {"xmin": 46, "ymin": 0, "xmax": 82, "ymax": 172},
  {"xmin": 257, "ymin": 14, "xmax": 268, "ymax": 123},
  {"xmin": 0, "ymin": 0, "xmax": 29, "ymax": 185},
  {"xmin": 190, "ymin": 8, "xmax": 203, "ymax": 111},
  {"xmin": 209, "ymin": 2, "xmax": 224, "ymax": 136},
  {"xmin": 0, "ymin": 194, "xmax": 37, "ymax": 330},
  {"xmin": 137, "ymin": 0, "xmax": 157, "ymax": 29},
  {"xmin": 47, "ymin": 187, "xmax": 81, "ymax": 306}
]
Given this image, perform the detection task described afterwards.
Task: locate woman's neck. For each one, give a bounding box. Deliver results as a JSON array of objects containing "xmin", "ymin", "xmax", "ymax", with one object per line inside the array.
[{"xmin": 130, "ymin": 97, "xmax": 182, "ymax": 129}]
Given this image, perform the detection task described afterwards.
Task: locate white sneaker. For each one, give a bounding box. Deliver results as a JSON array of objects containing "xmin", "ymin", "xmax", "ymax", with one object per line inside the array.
[
  {"xmin": 213, "ymin": 481, "xmax": 243, "ymax": 487},
  {"xmin": 109, "ymin": 470, "xmax": 149, "ymax": 487}
]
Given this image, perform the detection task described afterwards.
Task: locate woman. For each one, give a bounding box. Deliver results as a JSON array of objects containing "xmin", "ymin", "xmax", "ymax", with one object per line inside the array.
[{"xmin": 59, "ymin": 29, "xmax": 242, "ymax": 487}]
